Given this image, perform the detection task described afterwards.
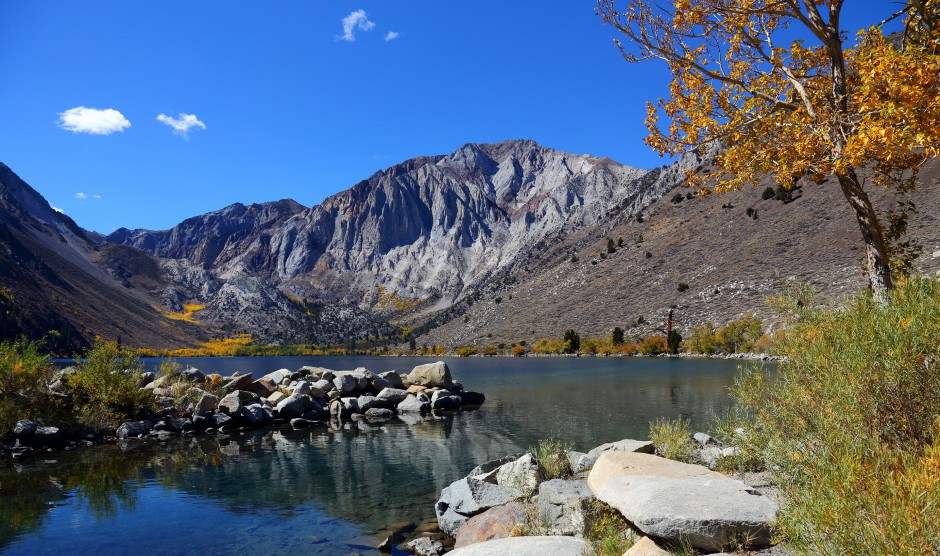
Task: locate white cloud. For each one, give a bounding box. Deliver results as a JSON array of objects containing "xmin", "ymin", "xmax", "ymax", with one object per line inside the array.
[
  {"xmin": 385, "ymin": 31, "xmax": 400, "ymax": 41},
  {"xmin": 92, "ymin": 194, "xmax": 102, "ymax": 199},
  {"xmin": 75, "ymin": 192, "xmax": 88, "ymax": 200},
  {"xmin": 51, "ymin": 206, "xmax": 64, "ymax": 214},
  {"xmin": 340, "ymin": 10, "xmax": 375, "ymax": 41},
  {"xmin": 57, "ymin": 106, "xmax": 131, "ymax": 135},
  {"xmin": 156, "ymin": 113, "xmax": 206, "ymax": 139}
]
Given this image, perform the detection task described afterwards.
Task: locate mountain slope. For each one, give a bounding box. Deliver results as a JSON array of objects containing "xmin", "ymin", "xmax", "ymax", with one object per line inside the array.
[
  {"xmin": 0, "ymin": 163, "xmax": 210, "ymax": 351},
  {"xmin": 413, "ymin": 158, "xmax": 940, "ymax": 347}
]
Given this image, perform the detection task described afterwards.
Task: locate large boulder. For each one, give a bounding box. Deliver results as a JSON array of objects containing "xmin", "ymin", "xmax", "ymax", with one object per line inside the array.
[
  {"xmin": 246, "ymin": 377, "xmax": 278, "ymax": 397},
  {"xmin": 407, "ymin": 361, "xmax": 454, "ymax": 389},
  {"xmin": 116, "ymin": 420, "xmax": 152, "ymax": 439},
  {"xmin": 397, "ymin": 393, "xmax": 431, "ymax": 414},
  {"xmin": 357, "ymin": 395, "xmax": 392, "ymax": 412},
  {"xmin": 435, "ymin": 477, "xmax": 521, "ymax": 536},
  {"xmin": 537, "ymin": 479, "xmax": 593, "ymax": 535},
  {"xmin": 495, "ymin": 453, "xmax": 544, "ymax": 497},
  {"xmin": 588, "ymin": 452, "xmax": 777, "ymax": 551},
  {"xmin": 333, "ymin": 374, "xmax": 357, "ymax": 393},
  {"xmin": 447, "ymin": 536, "xmax": 586, "ymax": 556},
  {"xmin": 379, "ymin": 371, "xmax": 405, "ymax": 389},
  {"xmin": 221, "ymin": 373, "xmax": 253, "ymax": 394},
  {"xmin": 402, "ymin": 537, "xmax": 444, "ymax": 556},
  {"xmin": 261, "ymin": 368, "xmax": 292, "ymax": 384},
  {"xmin": 218, "ymin": 392, "xmax": 244, "ymax": 415},
  {"xmin": 13, "ymin": 420, "xmax": 38, "ymax": 438},
  {"xmin": 458, "ymin": 391, "xmax": 485, "ymax": 406},
  {"xmin": 454, "ymin": 502, "xmax": 527, "ymax": 548},
  {"xmin": 275, "ymin": 393, "xmax": 309, "ymax": 419},
  {"xmin": 377, "ymin": 387, "xmax": 410, "ymax": 405}
]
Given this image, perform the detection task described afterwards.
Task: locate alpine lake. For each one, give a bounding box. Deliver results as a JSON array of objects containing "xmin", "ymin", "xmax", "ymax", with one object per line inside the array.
[{"xmin": 0, "ymin": 356, "xmax": 766, "ymax": 555}]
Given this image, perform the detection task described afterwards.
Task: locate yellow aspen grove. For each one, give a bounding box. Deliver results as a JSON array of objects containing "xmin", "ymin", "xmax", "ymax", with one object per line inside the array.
[{"xmin": 598, "ymin": 0, "xmax": 940, "ymax": 302}]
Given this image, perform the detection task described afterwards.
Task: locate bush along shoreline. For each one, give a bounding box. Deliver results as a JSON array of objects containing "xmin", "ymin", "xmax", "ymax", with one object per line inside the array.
[{"xmin": 0, "ymin": 344, "xmax": 483, "ymax": 459}]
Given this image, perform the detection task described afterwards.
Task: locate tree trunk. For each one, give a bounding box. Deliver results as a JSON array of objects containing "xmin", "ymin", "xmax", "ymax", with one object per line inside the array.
[{"xmin": 836, "ymin": 168, "xmax": 893, "ymax": 302}]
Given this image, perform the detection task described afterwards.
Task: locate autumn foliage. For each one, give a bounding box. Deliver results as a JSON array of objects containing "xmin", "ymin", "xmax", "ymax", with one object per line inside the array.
[{"xmin": 598, "ymin": 0, "xmax": 940, "ymax": 301}]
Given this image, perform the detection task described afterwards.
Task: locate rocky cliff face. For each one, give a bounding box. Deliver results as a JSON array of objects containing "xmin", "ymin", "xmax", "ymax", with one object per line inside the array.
[{"xmin": 108, "ymin": 140, "xmax": 694, "ymax": 317}]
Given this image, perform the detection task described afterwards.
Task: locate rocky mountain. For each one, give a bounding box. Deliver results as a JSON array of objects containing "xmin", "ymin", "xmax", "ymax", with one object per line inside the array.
[
  {"xmin": 6, "ymin": 137, "xmax": 936, "ymax": 351},
  {"xmin": 108, "ymin": 140, "xmax": 704, "ymax": 332},
  {"xmin": 0, "ymin": 164, "xmax": 208, "ymax": 352}
]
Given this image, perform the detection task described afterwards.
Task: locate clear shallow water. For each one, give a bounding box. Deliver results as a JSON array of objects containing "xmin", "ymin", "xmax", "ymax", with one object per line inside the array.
[{"xmin": 0, "ymin": 356, "xmax": 757, "ymax": 555}]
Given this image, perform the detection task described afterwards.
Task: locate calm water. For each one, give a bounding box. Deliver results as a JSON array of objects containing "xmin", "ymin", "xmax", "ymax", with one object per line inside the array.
[{"xmin": 0, "ymin": 356, "xmax": 757, "ymax": 555}]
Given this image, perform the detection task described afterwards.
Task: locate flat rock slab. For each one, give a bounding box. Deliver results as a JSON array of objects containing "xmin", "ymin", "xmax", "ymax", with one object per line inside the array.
[
  {"xmin": 454, "ymin": 502, "xmax": 527, "ymax": 548},
  {"xmin": 588, "ymin": 452, "xmax": 777, "ymax": 551},
  {"xmin": 447, "ymin": 535, "xmax": 586, "ymax": 556},
  {"xmin": 586, "ymin": 438, "xmax": 655, "ymax": 458}
]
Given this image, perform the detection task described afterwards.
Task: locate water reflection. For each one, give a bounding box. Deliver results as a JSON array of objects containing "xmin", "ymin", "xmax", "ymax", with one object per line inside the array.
[{"xmin": 1, "ymin": 356, "xmax": 756, "ymax": 556}]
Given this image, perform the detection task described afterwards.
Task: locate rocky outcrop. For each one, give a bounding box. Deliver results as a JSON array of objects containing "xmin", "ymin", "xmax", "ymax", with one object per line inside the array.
[
  {"xmin": 435, "ymin": 452, "xmax": 546, "ymax": 537},
  {"xmin": 588, "ymin": 451, "xmax": 777, "ymax": 551},
  {"xmin": 453, "ymin": 502, "xmax": 528, "ymax": 548}
]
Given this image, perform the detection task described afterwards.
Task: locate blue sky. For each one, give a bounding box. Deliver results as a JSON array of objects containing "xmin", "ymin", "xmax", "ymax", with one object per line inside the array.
[{"xmin": 0, "ymin": 1, "xmax": 899, "ymax": 233}]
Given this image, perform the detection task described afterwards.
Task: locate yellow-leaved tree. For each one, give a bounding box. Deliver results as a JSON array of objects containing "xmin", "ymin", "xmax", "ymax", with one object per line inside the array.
[{"xmin": 598, "ymin": 0, "xmax": 940, "ymax": 301}]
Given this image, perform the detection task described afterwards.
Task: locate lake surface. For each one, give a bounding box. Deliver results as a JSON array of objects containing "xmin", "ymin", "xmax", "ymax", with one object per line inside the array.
[{"xmin": 0, "ymin": 356, "xmax": 758, "ymax": 555}]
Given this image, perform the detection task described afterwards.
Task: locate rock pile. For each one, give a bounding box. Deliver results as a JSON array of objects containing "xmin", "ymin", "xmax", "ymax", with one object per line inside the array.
[
  {"xmin": 419, "ymin": 437, "xmax": 779, "ymax": 556},
  {"xmin": 5, "ymin": 361, "xmax": 484, "ymax": 457}
]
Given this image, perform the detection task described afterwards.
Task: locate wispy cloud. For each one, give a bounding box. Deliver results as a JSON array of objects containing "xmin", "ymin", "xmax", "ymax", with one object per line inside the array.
[
  {"xmin": 51, "ymin": 206, "xmax": 65, "ymax": 214},
  {"xmin": 384, "ymin": 31, "xmax": 401, "ymax": 41},
  {"xmin": 156, "ymin": 113, "xmax": 206, "ymax": 139},
  {"xmin": 340, "ymin": 10, "xmax": 375, "ymax": 41},
  {"xmin": 74, "ymin": 192, "xmax": 102, "ymax": 201},
  {"xmin": 57, "ymin": 106, "xmax": 131, "ymax": 135}
]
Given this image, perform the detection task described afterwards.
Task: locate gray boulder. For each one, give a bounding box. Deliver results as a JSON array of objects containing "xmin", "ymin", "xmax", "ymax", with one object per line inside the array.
[
  {"xmin": 397, "ymin": 393, "xmax": 431, "ymax": 414},
  {"xmin": 358, "ymin": 395, "xmax": 392, "ymax": 412},
  {"xmin": 241, "ymin": 404, "xmax": 267, "ymax": 426},
  {"xmin": 180, "ymin": 367, "xmax": 206, "ymax": 383},
  {"xmin": 588, "ymin": 452, "xmax": 777, "ymax": 551},
  {"xmin": 495, "ymin": 453, "xmax": 544, "ymax": 496},
  {"xmin": 261, "ymin": 368, "xmax": 292, "ymax": 384},
  {"xmin": 218, "ymin": 392, "xmax": 244, "ymax": 415},
  {"xmin": 221, "ymin": 372, "xmax": 253, "ymax": 394},
  {"xmin": 13, "ymin": 420, "xmax": 38, "ymax": 438},
  {"xmin": 377, "ymin": 387, "xmax": 409, "ymax": 404},
  {"xmin": 116, "ymin": 420, "xmax": 152, "ymax": 439},
  {"xmin": 403, "ymin": 537, "xmax": 444, "ymax": 556},
  {"xmin": 407, "ymin": 361, "xmax": 454, "ymax": 389},
  {"xmin": 435, "ymin": 477, "xmax": 521, "ymax": 536},
  {"xmin": 197, "ymin": 392, "xmax": 220, "ymax": 412},
  {"xmin": 567, "ymin": 450, "xmax": 593, "ymax": 473},
  {"xmin": 275, "ymin": 393, "xmax": 309, "ymax": 419},
  {"xmin": 537, "ymin": 479, "xmax": 593, "ymax": 535},
  {"xmin": 312, "ymin": 379, "xmax": 332, "ymax": 391},
  {"xmin": 379, "ymin": 371, "xmax": 405, "ymax": 389},
  {"xmin": 431, "ymin": 390, "xmax": 461, "ymax": 411},
  {"xmin": 333, "ymin": 374, "xmax": 356, "ymax": 393},
  {"xmin": 364, "ymin": 408, "xmax": 394, "ymax": 420}
]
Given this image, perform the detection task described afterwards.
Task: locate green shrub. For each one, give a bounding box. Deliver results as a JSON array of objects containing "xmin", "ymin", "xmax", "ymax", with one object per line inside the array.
[
  {"xmin": 761, "ymin": 186, "xmax": 776, "ymax": 200},
  {"xmin": 677, "ymin": 282, "xmax": 689, "ymax": 292},
  {"xmin": 531, "ymin": 437, "xmax": 572, "ymax": 480},
  {"xmin": 0, "ymin": 339, "xmax": 67, "ymax": 431},
  {"xmin": 649, "ymin": 417, "xmax": 695, "ymax": 463},
  {"xmin": 671, "ymin": 193, "xmax": 684, "ymax": 204},
  {"xmin": 67, "ymin": 339, "xmax": 153, "ymax": 428},
  {"xmin": 731, "ymin": 277, "xmax": 940, "ymax": 555},
  {"xmin": 688, "ymin": 323, "xmax": 719, "ymax": 354},
  {"xmin": 583, "ymin": 499, "xmax": 637, "ymax": 555}
]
